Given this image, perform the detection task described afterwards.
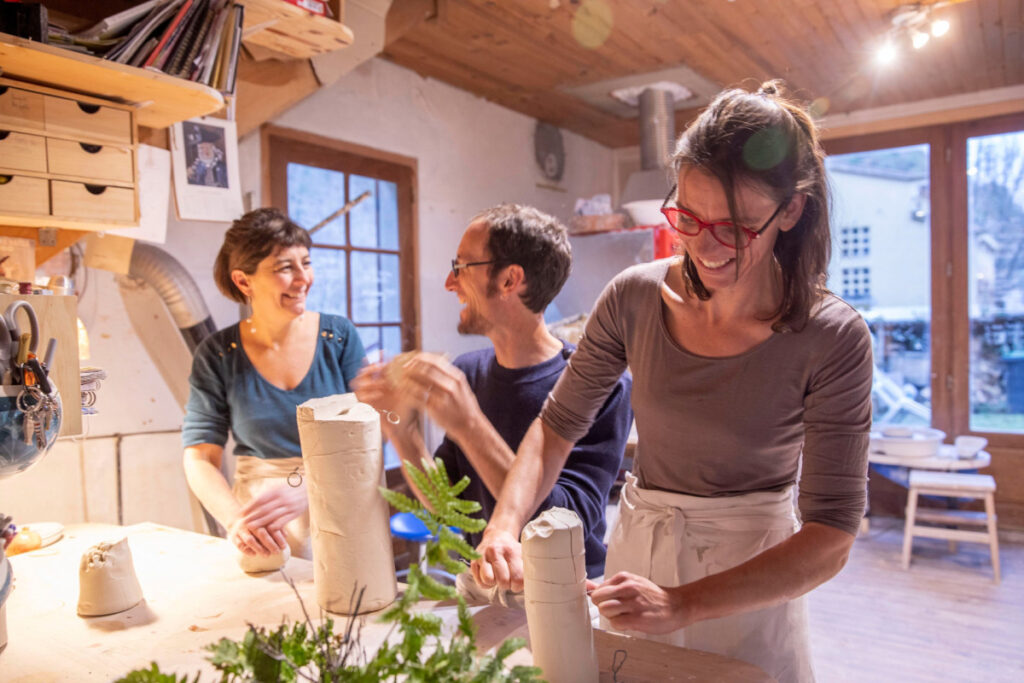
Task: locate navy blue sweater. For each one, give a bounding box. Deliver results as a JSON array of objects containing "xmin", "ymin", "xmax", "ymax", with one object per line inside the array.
[{"xmin": 435, "ymin": 342, "xmax": 632, "ymax": 577}]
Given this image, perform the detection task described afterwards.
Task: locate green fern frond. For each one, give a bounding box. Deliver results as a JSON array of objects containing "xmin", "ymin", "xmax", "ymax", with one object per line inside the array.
[{"xmin": 439, "ymin": 526, "xmax": 480, "ymax": 561}]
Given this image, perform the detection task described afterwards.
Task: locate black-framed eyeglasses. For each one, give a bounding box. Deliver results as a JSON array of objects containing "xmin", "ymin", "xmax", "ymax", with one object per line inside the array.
[
  {"xmin": 660, "ymin": 184, "xmax": 790, "ymax": 249},
  {"xmin": 450, "ymin": 259, "xmax": 496, "ymax": 278}
]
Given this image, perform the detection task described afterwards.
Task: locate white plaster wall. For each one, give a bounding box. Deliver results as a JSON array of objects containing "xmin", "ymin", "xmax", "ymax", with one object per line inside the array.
[
  {"xmin": 271, "ymin": 58, "xmax": 615, "ymax": 356},
  {"xmin": 0, "ymin": 58, "xmax": 614, "ymax": 527}
]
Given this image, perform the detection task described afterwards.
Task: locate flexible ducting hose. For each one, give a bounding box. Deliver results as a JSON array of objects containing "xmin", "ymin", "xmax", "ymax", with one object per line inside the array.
[{"xmin": 126, "ymin": 242, "xmax": 217, "ymax": 352}]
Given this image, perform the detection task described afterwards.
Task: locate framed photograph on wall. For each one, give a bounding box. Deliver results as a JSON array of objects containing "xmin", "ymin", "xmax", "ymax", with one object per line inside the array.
[{"xmin": 169, "ymin": 116, "xmax": 244, "ymax": 222}]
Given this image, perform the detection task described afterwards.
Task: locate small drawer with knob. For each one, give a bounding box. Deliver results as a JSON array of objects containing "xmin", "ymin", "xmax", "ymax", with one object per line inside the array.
[
  {"xmin": 0, "ymin": 174, "xmax": 49, "ymax": 216},
  {"xmin": 46, "ymin": 138, "xmax": 134, "ymax": 184},
  {"xmin": 44, "ymin": 96, "xmax": 132, "ymax": 145},
  {"xmin": 0, "ymin": 130, "xmax": 47, "ymax": 173},
  {"xmin": 0, "ymin": 86, "xmax": 45, "ymax": 133},
  {"xmin": 50, "ymin": 180, "xmax": 135, "ymax": 223}
]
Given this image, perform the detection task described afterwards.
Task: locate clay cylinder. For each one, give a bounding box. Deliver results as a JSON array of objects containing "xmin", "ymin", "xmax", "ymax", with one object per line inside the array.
[
  {"xmin": 77, "ymin": 538, "xmax": 145, "ymax": 617},
  {"xmin": 521, "ymin": 508, "xmax": 599, "ymax": 683},
  {"xmin": 297, "ymin": 393, "xmax": 396, "ymax": 614}
]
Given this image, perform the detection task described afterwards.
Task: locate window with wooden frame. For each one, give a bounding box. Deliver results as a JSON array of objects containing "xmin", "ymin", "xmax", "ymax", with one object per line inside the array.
[
  {"xmin": 262, "ymin": 125, "xmax": 419, "ymax": 361},
  {"xmin": 824, "ymin": 113, "xmax": 1024, "ymax": 490}
]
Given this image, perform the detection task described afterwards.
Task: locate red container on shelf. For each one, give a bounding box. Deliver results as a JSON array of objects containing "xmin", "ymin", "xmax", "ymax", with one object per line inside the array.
[{"xmin": 282, "ymin": 0, "xmax": 329, "ymax": 16}]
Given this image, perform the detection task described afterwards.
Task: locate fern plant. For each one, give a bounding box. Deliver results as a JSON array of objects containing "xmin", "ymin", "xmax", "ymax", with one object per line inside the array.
[{"xmin": 116, "ymin": 457, "xmax": 543, "ymax": 683}]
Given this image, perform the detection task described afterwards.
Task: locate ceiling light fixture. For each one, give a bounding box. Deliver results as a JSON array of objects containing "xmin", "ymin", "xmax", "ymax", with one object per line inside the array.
[
  {"xmin": 875, "ymin": 41, "xmax": 899, "ymax": 66},
  {"xmin": 875, "ymin": 2, "xmax": 953, "ymax": 66}
]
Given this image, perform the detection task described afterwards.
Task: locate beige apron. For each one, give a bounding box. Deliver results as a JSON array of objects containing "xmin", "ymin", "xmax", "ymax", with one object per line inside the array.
[
  {"xmin": 603, "ymin": 472, "xmax": 815, "ymax": 683},
  {"xmin": 232, "ymin": 455, "xmax": 311, "ymax": 560}
]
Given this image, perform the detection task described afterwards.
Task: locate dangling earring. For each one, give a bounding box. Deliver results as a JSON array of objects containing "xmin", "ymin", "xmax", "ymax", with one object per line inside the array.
[{"xmin": 245, "ymin": 296, "xmax": 256, "ymax": 334}]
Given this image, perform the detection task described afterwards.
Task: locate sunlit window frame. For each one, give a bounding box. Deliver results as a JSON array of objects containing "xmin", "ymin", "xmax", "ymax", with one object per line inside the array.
[
  {"xmin": 261, "ymin": 124, "xmax": 420, "ymax": 356},
  {"xmin": 824, "ymin": 111, "xmax": 1024, "ymax": 453}
]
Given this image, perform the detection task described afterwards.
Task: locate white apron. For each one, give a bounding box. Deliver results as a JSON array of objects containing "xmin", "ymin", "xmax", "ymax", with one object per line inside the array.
[
  {"xmin": 232, "ymin": 455, "xmax": 311, "ymax": 560},
  {"xmin": 603, "ymin": 472, "xmax": 815, "ymax": 683}
]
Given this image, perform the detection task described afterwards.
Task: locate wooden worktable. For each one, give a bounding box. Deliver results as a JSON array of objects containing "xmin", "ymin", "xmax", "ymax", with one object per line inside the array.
[{"xmin": 2, "ymin": 523, "xmax": 771, "ymax": 682}]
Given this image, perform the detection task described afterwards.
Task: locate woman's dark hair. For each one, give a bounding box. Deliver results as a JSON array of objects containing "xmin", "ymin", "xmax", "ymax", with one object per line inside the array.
[
  {"xmin": 671, "ymin": 80, "xmax": 831, "ymax": 332},
  {"xmin": 213, "ymin": 207, "xmax": 312, "ymax": 303},
  {"xmin": 473, "ymin": 203, "xmax": 572, "ymax": 313}
]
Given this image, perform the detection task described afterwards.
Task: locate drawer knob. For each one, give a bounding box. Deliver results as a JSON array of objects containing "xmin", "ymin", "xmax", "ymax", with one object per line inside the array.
[
  {"xmin": 0, "ymin": 131, "xmax": 8, "ymax": 141},
  {"xmin": 84, "ymin": 184, "xmax": 108, "ymax": 195},
  {"xmin": 0, "ymin": 87, "xmax": 7, "ymax": 96},
  {"xmin": 79, "ymin": 143, "xmax": 103, "ymax": 154},
  {"xmin": 0, "ymin": 175, "xmax": 10, "ymax": 185},
  {"xmin": 77, "ymin": 103, "xmax": 102, "ymax": 115}
]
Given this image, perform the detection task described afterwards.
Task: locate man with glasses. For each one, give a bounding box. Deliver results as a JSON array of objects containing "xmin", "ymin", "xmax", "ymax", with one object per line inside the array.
[{"xmin": 354, "ymin": 203, "xmax": 632, "ymax": 580}]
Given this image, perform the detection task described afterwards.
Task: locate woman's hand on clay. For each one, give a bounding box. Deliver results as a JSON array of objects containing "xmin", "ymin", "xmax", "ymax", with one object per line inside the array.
[
  {"xmin": 238, "ymin": 483, "xmax": 305, "ymax": 550},
  {"xmin": 472, "ymin": 528, "xmax": 525, "ymax": 592},
  {"xmin": 588, "ymin": 572, "xmax": 687, "ymax": 634},
  {"xmin": 227, "ymin": 517, "xmax": 283, "ymax": 556}
]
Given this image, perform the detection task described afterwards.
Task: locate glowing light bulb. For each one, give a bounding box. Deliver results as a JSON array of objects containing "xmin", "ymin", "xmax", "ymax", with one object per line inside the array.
[
  {"xmin": 911, "ymin": 30, "xmax": 929, "ymax": 49},
  {"xmin": 931, "ymin": 19, "xmax": 950, "ymax": 37},
  {"xmin": 876, "ymin": 41, "xmax": 898, "ymax": 66}
]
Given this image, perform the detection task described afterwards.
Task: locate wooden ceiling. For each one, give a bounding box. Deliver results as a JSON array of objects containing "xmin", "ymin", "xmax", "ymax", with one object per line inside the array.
[{"xmin": 382, "ymin": 0, "xmax": 1023, "ymax": 148}]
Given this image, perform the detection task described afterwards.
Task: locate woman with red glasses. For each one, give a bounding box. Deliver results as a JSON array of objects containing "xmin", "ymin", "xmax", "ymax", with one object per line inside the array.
[{"xmin": 473, "ymin": 81, "xmax": 871, "ymax": 682}]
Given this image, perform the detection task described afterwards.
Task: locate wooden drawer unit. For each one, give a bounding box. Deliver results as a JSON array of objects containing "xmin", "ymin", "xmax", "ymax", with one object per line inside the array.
[
  {"xmin": 44, "ymin": 96, "xmax": 132, "ymax": 145},
  {"xmin": 0, "ymin": 130, "xmax": 47, "ymax": 173},
  {"xmin": 0, "ymin": 174, "xmax": 48, "ymax": 216},
  {"xmin": 0, "ymin": 77, "xmax": 138, "ymax": 231},
  {"xmin": 46, "ymin": 138, "xmax": 134, "ymax": 185},
  {"xmin": 51, "ymin": 180, "xmax": 135, "ymax": 223},
  {"xmin": 0, "ymin": 85, "xmax": 45, "ymax": 132}
]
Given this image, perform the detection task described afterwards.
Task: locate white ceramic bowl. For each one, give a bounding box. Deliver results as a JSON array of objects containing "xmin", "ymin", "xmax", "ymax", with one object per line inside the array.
[
  {"xmin": 870, "ymin": 426, "xmax": 946, "ymax": 458},
  {"xmin": 622, "ymin": 200, "xmax": 667, "ymax": 227},
  {"xmin": 954, "ymin": 435, "xmax": 988, "ymax": 458}
]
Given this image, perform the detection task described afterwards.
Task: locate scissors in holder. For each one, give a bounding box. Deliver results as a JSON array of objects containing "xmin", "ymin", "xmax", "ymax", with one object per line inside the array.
[{"xmin": 3, "ymin": 300, "xmax": 40, "ymax": 386}]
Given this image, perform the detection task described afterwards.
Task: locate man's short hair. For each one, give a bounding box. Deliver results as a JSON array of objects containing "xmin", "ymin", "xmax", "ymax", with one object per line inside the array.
[{"xmin": 473, "ymin": 204, "xmax": 572, "ymax": 313}]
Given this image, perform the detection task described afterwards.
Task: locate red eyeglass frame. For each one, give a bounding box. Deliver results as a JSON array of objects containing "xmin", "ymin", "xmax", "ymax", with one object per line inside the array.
[{"xmin": 660, "ymin": 185, "xmax": 790, "ymax": 249}]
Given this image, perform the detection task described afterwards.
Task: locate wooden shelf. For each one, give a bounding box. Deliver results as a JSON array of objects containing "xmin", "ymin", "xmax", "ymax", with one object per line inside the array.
[
  {"xmin": 0, "ymin": 33, "xmax": 224, "ymax": 129},
  {"xmin": 237, "ymin": 0, "xmax": 354, "ymax": 59}
]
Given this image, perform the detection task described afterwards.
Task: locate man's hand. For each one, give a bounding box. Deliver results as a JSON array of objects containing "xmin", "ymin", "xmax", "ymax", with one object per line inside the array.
[
  {"xmin": 397, "ymin": 353, "xmax": 482, "ymax": 438},
  {"xmin": 589, "ymin": 572, "xmax": 688, "ymax": 634},
  {"xmin": 472, "ymin": 528, "xmax": 525, "ymax": 592},
  {"xmin": 352, "ymin": 363, "xmax": 405, "ymax": 419}
]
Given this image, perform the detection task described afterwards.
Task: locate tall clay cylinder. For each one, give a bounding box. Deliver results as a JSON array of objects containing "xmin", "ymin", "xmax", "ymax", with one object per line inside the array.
[
  {"xmin": 521, "ymin": 508, "xmax": 599, "ymax": 683},
  {"xmin": 297, "ymin": 393, "xmax": 396, "ymax": 614}
]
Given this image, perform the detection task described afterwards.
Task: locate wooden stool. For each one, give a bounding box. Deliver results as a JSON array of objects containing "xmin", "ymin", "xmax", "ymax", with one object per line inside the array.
[{"xmin": 902, "ymin": 470, "xmax": 1000, "ymax": 583}]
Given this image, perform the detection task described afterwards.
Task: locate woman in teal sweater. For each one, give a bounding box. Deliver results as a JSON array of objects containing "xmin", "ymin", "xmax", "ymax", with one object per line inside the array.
[{"xmin": 183, "ymin": 208, "xmax": 365, "ymax": 560}]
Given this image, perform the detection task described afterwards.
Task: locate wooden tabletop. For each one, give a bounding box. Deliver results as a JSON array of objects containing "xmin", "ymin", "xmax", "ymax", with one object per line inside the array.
[
  {"xmin": 2, "ymin": 523, "xmax": 772, "ymax": 682},
  {"xmin": 868, "ymin": 445, "xmax": 991, "ymax": 471}
]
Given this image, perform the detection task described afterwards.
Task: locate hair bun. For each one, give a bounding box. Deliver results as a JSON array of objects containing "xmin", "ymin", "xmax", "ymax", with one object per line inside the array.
[{"xmin": 758, "ymin": 80, "xmax": 781, "ymax": 97}]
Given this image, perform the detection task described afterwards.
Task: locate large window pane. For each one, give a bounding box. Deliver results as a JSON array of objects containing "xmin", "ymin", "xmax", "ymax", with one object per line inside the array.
[
  {"xmin": 350, "ymin": 174, "xmax": 379, "ymax": 248},
  {"xmin": 358, "ymin": 326, "xmax": 382, "ymax": 363},
  {"xmin": 351, "ymin": 251, "xmax": 401, "ymax": 323},
  {"xmin": 287, "ymin": 163, "xmax": 346, "ymax": 244},
  {"xmin": 382, "ymin": 326, "xmax": 402, "ymax": 358},
  {"xmin": 378, "ymin": 180, "xmax": 400, "ymax": 250},
  {"xmin": 825, "ymin": 145, "xmax": 932, "ymax": 427},
  {"xmin": 968, "ymin": 129, "xmax": 1024, "ymax": 432},
  {"xmin": 307, "ymin": 247, "xmax": 347, "ymax": 317}
]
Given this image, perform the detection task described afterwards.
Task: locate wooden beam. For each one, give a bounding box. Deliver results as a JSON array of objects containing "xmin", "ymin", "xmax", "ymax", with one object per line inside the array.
[
  {"xmin": 385, "ymin": 0, "xmax": 439, "ymax": 47},
  {"xmin": 234, "ymin": 52, "xmax": 321, "ymax": 139},
  {"xmin": 0, "ymin": 226, "xmax": 87, "ymax": 267}
]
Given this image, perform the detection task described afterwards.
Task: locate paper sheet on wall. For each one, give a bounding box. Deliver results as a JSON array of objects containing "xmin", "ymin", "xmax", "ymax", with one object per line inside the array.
[
  {"xmin": 108, "ymin": 144, "xmax": 170, "ymax": 243},
  {"xmin": 170, "ymin": 117, "xmax": 244, "ymax": 223}
]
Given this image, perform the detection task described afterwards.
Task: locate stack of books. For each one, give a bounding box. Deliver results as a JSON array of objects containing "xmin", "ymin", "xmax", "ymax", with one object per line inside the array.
[{"xmin": 49, "ymin": 0, "xmax": 245, "ymax": 96}]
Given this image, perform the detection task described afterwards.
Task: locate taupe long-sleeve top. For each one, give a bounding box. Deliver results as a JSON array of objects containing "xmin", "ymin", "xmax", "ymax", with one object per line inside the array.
[{"xmin": 541, "ymin": 259, "xmax": 873, "ymax": 536}]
